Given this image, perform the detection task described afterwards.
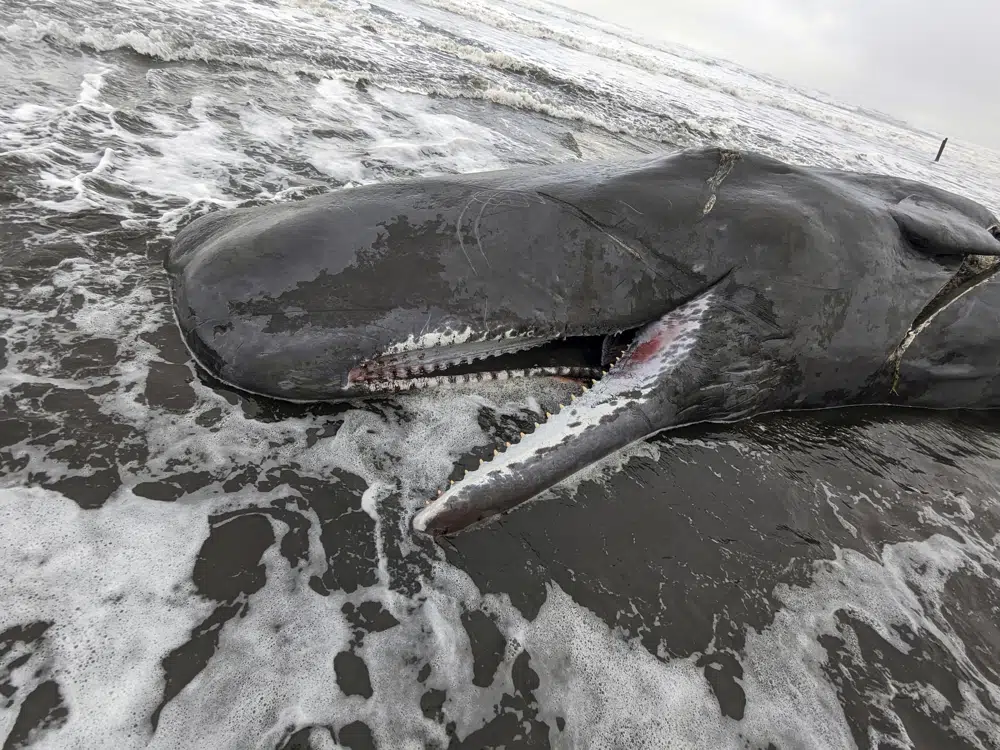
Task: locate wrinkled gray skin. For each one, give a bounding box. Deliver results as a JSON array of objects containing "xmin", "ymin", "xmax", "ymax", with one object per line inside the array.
[{"xmin": 166, "ymin": 147, "xmax": 1000, "ymax": 535}]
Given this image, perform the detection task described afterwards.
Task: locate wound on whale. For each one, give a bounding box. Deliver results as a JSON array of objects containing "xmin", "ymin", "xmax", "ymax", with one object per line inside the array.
[{"xmin": 166, "ymin": 147, "xmax": 1000, "ymax": 536}]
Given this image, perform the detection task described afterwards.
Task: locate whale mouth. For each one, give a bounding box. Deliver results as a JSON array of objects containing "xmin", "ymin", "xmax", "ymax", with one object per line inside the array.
[
  {"xmin": 410, "ymin": 288, "xmax": 722, "ymax": 536},
  {"xmin": 346, "ymin": 329, "xmax": 639, "ymax": 394}
]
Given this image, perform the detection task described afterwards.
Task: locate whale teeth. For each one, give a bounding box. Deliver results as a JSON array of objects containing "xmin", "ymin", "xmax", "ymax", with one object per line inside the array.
[
  {"xmin": 450, "ymin": 479, "xmax": 455, "ymax": 485},
  {"xmin": 545, "ymin": 411, "xmax": 552, "ymax": 417},
  {"xmin": 505, "ymin": 441, "xmax": 511, "ymax": 447},
  {"xmin": 520, "ymin": 432, "xmax": 525, "ymax": 438},
  {"xmin": 494, "ymin": 449, "xmax": 499, "ymax": 456}
]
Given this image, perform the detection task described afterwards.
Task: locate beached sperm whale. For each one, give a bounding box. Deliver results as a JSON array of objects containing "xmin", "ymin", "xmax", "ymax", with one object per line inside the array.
[{"xmin": 166, "ymin": 147, "xmax": 1000, "ymax": 535}]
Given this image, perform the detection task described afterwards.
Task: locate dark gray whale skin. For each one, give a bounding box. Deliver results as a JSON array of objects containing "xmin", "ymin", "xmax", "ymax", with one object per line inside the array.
[
  {"xmin": 898, "ymin": 277, "xmax": 1000, "ymax": 408},
  {"xmin": 166, "ymin": 147, "xmax": 1000, "ymax": 534}
]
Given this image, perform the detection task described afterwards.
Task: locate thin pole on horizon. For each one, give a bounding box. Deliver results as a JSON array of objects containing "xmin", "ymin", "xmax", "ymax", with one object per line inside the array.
[{"xmin": 935, "ymin": 137, "xmax": 949, "ymax": 162}]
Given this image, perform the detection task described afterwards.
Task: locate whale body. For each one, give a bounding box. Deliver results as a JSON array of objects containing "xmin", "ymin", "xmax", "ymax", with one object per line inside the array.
[{"xmin": 166, "ymin": 148, "xmax": 1000, "ymax": 535}]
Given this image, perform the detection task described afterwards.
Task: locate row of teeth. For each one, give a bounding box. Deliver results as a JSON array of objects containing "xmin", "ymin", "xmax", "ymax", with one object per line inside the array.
[
  {"xmin": 356, "ymin": 366, "xmax": 604, "ymax": 389},
  {"xmin": 354, "ymin": 357, "xmax": 475, "ymax": 379},
  {"xmin": 355, "ymin": 344, "xmax": 549, "ymax": 379},
  {"xmin": 426, "ymin": 350, "xmax": 629, "ymax": 505}
]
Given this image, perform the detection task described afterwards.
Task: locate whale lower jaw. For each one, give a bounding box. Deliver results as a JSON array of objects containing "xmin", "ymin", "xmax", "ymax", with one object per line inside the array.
[{"xmin": 414, "ymin": 291, "xmax": 717, "ymax": 536}]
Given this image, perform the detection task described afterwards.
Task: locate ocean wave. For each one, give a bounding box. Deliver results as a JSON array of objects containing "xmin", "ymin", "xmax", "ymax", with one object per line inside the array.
[
  {"xmin": 412, "ymin": 0, "xmax": 666, "ymax": 74},
  {"xmin": 0, "ymin": 16, "xmax": 373, "ymax": 78}
]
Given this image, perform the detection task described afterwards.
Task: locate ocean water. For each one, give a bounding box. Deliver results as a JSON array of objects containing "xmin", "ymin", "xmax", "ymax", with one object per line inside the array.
[{"xmin": 2, "ymin": 0, "xmax": 1000, "ymax": 747}]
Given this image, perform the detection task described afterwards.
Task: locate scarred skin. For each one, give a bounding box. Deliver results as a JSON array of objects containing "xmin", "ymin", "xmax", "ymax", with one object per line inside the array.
[{"xmin": 166, "ymin": 147, "xmax": 1000, "ymax": 535}]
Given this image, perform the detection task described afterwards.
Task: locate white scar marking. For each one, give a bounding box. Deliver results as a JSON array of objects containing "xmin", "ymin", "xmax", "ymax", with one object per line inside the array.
[
  {"xmin": 702, "ymin": 149, "xmax": 740, "ymax": 216},
  {"xmin": 456, "ymin": 189, "xmax": 539, "ymax": 275},
  {"xmin": 456, "ymin": 197, "xmax": 478, "ymax": 275},
  {"xmin": 473, "ymin": 193, "xmax": 495, "ymax": 269}
]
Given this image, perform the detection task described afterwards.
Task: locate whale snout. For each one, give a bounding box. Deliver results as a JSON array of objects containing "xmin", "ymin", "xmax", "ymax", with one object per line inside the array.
[
  {"xmin": 167, "ymin": 204, "xmax": 397, "ymax": 401},
  {"xmin": 170, "ymin": 286, "xmax": 372, "ymax": 402}
]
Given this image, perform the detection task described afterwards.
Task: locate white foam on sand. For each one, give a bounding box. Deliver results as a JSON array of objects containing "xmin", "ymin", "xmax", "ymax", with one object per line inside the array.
[
  {"xmin": 739, "ymin": 533, "xmax": 1000, "ymax": 749},
  {"xmin": 422, "ymin": 518, "xmax": 1000, "ymax": 749},
  {"xmin": 0, "ymin": 486, "xmax": 214, "ymax": 747},
  {"xmin": 5, "ymin": 460, "xmax": 1000, "ymax": 748}
]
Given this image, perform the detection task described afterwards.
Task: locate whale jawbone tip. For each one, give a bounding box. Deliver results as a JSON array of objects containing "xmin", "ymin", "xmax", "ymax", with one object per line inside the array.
[{"xmin": 411, "ymin": 506, "xmax": 434, "ymax": 534}]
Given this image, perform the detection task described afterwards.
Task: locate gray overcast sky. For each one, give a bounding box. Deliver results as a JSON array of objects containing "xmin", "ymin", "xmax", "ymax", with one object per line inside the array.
[{"xmin": 555, "ymin": 0, "xmax": 999, "ymax": 149}]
